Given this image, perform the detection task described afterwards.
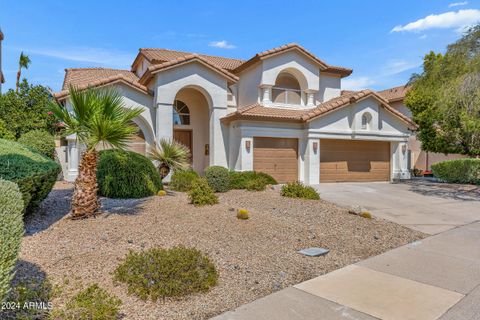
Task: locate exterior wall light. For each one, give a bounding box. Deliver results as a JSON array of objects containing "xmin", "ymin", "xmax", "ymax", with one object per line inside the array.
[
  {"xmin": 245, "ymin": 140, "xmax": 251, "ymax": 152},
  {"xmin": 205, "ymin": 144, "xmax": 209, "ymax": 156},
  {"xmin": 401, "ymin": 144, "xmax": 407, "ymax": 154},
  {"xmin": 313, "ymin": 142, "xmax": 318, "ymax": 154}
]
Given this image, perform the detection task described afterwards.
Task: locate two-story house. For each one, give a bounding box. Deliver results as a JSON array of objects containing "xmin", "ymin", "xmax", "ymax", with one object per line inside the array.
[{"xmin": 55, "ymin": 43, "xmax": 414, "ymax": 184}]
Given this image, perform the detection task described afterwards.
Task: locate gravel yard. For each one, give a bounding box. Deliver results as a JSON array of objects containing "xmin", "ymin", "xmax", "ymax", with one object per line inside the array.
[{"xmin": 20, "ymin": 182, "xmax": 425, "ymax": 320}]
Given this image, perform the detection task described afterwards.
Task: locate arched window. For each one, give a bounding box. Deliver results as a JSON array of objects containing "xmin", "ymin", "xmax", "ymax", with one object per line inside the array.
[
  {"xmin": 361, "ymin": 112, "xmax": 372, "ymax": 130},
  {"xmin": 173, "ymin": 100, "xmax": 190, "ymax": 125},
  {"xmin": 272, "ymin": 72, "xmax": 302, "ymax": 105}
]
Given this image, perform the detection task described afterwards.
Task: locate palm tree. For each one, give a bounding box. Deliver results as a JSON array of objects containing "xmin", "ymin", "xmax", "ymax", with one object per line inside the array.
[
  {"xmin": 16, "ymin": 52, "xmax": 31, "ymax": 92},
  {"xmin": 50, "ymin": 85, "xmax": 143, "ymax": 219},
  {"xmin": 148, "ymin": 138, "xmax": 191, "ymax": 179}
]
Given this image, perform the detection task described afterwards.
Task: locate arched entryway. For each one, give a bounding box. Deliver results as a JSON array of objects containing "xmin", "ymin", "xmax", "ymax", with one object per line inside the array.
[{"xmin": 172, "ymin": 87, "xmax": 210, "ymax": 173}]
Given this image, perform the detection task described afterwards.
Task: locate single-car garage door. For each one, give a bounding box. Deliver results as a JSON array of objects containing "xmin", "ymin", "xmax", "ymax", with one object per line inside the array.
[
  {"xmin": 320, "ymin": 140, "xmax": 390, "ymax": 182},
  {"xmin": 253, "ymin": 137, "xmax": 298, "ymax": 183}
]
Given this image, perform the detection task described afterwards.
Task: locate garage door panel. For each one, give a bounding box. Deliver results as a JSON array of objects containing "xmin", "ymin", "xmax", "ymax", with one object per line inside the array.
[
  {"xmin": 320, "ymin": 140, "xmax": 390, "ymax": 182},
  {"xmin": 253, "ymin": 137, "xmax": 298, "ymax": 183}
]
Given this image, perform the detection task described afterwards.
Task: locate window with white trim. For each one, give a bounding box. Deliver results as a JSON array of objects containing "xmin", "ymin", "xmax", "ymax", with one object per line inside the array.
[
  {"xmin": 361, "ymin": 112, "xmax": 372, "ymax": 130},
  {"xmin": 173, "ymin": 100, "xmax": 190, "ymax": 125}
]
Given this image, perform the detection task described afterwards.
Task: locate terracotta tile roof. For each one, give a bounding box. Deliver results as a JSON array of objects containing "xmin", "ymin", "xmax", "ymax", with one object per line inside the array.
[
  {"xmin": 136, "ymin": 48, "xmax": 245, "ymax": 71},
  {"xmin": 55, "ymin": 68, "xmax": 151, "ymax": 100},
  {"xmin": 223, "ymin": 90, "xmax": 415, "ymax": 128},
  {"xmin": 233, "ymin": 43, "xmax": 352, "ymax": 77},
  {"xmin": 378, "ymin": 85, "xmax": 409, "ymax": 102},
  {"xmin": 139, "ymin": 54, "xmax": 239, "ymax": 84}
]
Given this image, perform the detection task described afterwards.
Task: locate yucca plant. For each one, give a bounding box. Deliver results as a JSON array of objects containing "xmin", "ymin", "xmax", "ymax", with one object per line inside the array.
[
  {"xmin": 148, "ymin": 138, "xmax": 191, "ymax": 179},
  {"xmin": 49, "ymin": 85, "xmax": 143, "ymax": 219}
]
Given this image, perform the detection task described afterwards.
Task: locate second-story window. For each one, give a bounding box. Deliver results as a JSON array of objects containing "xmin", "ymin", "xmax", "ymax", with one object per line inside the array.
[
  {"xmin": 173, "ymin": 100, "xmax": 190, "ymax": 125},
  {"xmin": 361, "ymin": 112, "xmax": 372, "ymax": 130},
  {"xmin": 272, "ymin": 72, "xmax": 302, "ymax": 105}
]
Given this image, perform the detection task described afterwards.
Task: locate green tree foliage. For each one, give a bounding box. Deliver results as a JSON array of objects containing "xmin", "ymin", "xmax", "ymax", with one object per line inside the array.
[
  {"xmin": 406, "ymin": 25, "xmax": 480, "ymax": 156},
  {"xmin": 0, "ymin": 80, "xmax": 57, "ymax": 139}
]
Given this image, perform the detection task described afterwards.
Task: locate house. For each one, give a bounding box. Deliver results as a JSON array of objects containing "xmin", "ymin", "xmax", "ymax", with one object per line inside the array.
[
  {"xmin": 55, "ymin": 43, "xmax": 415, "ymax": 184},
  {"xmin": 378, "ymin": 85, "xmax": 466, "ymax": 172},
  {"xmin": 0, "ymin": 28, "xmax": 4, "ymax": 93}
]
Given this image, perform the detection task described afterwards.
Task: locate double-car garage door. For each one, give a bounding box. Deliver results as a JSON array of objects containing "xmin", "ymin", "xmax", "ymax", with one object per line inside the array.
[{"xmin": 253, "ymin": 137, "xmax": 390, "ymax": 183}]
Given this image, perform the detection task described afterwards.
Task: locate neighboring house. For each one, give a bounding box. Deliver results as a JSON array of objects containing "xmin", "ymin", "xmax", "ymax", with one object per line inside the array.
[
  {"xmin": 55, "ymin": 43, "xmax": 414, "ymax": 184},
  {"xmin": 378, "ymin": 85, "xmax": 466, "ymax": 172},
  {"xmin": 0, "ymin": 28, "xmax": 4, "ymax": 93}
]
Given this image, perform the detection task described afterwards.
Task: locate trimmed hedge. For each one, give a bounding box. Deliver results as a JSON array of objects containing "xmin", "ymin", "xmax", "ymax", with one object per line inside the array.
[
  {"xmin": 0, "ymin": 139, "xmax": 60, "ymax": 213},
  {"xmin": 170, "ymin": 169, "xmax": 199, "ymax": 192},
  {"xmin": 229, "ymin": 171, "xmax": 277, "ymax": 190},
  {"xmin": 431, "ymin": 158, "xmax": 480, "ymax": 184},
  {"xmin": 97, "ymin": 149, "xmax": 163, "ymax": 198},
  {"xmin": 0, "ymin": 179, "xmax": 24, "ymax": 303},
  {"xmin": 17, "ymin": 130, "xmax": 56, "ymax": 159},
  {"xmin": 281, "ymin": 181, "xmax": 320, "ymax": 200},
  {"xmin": 204, "ymin": 166, "xmax": 230, "ymax": 192}
]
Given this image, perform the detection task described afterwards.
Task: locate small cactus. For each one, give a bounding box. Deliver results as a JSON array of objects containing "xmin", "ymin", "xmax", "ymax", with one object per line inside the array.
[
  {"xmin": 237, "ymin": 208, "xmax": 249, "ymax": 220},
  {"xmin": 157, "ymin": 190, "xmax": 167, "ymax": 197},
  {"xmin": 360, "ymin": 211, "xmax": 372, "ymax": 219}
]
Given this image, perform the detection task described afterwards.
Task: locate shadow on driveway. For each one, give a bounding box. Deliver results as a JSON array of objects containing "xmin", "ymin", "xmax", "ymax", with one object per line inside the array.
[{"xmin": 398, "ymin": 180, "xmax": 480, "ymax": 202}]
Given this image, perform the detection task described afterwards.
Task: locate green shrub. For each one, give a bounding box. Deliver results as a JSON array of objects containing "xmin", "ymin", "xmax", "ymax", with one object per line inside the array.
[
  {"xmin": 0, "ymin": 119, "xmax": 15, "ymax": 140},
  {"xmin": 431, "ymin": 158, "xmax": 480, "ymax": 184},
  {"xmin": 188, "ymin": 178, "xmax": 219, "ymax": 206},
  {"xmin": 5, "ymin": 277, "xmax": 52, "ymax": 319},
  {"xmin": 51, "ymin": 284, "xmax": 121, "ymax": 320},
  {"xmin": 18, "ymin": 129, "xmax": 56, "ymax": 159},
  {"xmin": 229, "ymin": 171, "xmax": 277, "ymax": 189},
  {"xmin": 205, "ymin": 166, "xmax": 230, "ymax": 192},
  {"xmin": 97, "ymin": 149, "xmax": 162, "ymax": 198},
  {"xmin": 281, "ymin": 181, "xmax": 320, "ymax": 200},
  {"xmin": 245, "ymin": 175, "xmax": 269, "ymax": 191},
  {"xmin": 114, "ymin": 247, "xmax": 218, "ymax": 301},
  {"xmin": 169, "ymin": 169, "xmax": 199, "ymax": 192},
  {"xmin": 0, "ymin": 180, "xmax": 24, "ymax": 303},
  {"xmin": 0, "ymin": 139, "xmax": 60, "ymax": 213}
]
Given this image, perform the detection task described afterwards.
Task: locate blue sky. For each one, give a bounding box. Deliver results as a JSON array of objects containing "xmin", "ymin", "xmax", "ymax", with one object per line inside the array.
[{"xmin": 1, "ymin": 0, "xmax": 480, "ymax": 92}]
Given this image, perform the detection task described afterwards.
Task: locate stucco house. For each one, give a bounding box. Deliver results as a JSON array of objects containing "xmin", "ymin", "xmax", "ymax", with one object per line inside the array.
[{"xmin": 55, "ymin": 43, "xmax": 416, "ymax": 184}]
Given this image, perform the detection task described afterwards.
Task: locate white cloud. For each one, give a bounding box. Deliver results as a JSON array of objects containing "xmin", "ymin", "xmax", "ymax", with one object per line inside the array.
[
  {"xmin": 419, "ymin": 34, "xmax": 428, "ymax": 39},
  {"xmin": 26, "ymin": 46, "xmax": 134, "ymax": 67},
  {"xmin": 208, "ymin": 40, "xmax": 236, "ymax": 49},
  {"xmin": 382, "ymin": 59, "xmax": 421, "ymax": 76},
  {"xmin": 391, "ymin": 9, "xmax": 480, "ymax": 33},
  {"xmin": 342, "ymin": 77, "xmax": 376, "ymax": 91},
  {"xmin": 449, "ymin": 1, "xmax": 468, "ymax": 7}
]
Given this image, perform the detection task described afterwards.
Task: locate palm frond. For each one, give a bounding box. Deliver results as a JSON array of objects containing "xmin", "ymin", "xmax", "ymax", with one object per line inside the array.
[{"xmin": 148, "ymin": 138, "xmax": 191, "ymax": 172}]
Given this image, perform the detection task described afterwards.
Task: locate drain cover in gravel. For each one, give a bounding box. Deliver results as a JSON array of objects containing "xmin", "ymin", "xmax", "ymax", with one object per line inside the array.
[{"xmin": 298, "ymin": 247, "xmax": 329, "ymax": 257}]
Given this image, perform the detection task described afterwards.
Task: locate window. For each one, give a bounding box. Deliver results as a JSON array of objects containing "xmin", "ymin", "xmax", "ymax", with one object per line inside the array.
[
  {"xmin": 272, "ymin": 72, "xmax": 302, "ymax": 105},
  {"xmin": 361, "ymin": 112, "xmax": 372, "ymax": 130},
  {"xmin": 173, "ymin": 100, "xmax": 190, "ymax": 125}
]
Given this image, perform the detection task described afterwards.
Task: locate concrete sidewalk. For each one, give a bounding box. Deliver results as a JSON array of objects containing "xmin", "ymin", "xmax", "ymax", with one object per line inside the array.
[{"xmin": 212, "ymin": 222, "xmax": 480, "ymax": 320}]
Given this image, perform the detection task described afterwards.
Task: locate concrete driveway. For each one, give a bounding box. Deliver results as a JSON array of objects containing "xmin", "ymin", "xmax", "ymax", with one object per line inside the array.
[{"xmin": 315, "ymin": 180, "xmax": 480, "ymax": 235}]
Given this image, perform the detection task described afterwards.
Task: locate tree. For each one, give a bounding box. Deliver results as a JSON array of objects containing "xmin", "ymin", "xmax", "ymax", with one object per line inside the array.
[
  {"xmin": 406, "ymin": 25, "xmax": 480, "ymax": 156},
  {"xmin": 0, "ymin": 80, "xmax": 56, "ymax": 139},
  {"xmin": 16, "ymin": 52, "xmax": 31, "ymax": 93},
  {"xmin": 148, "ymin": 138, "xmax": 191, "ymax": 179},
  {"xmin": 49, "ymin": 86, "xmax": 142, "ymax": 219}
]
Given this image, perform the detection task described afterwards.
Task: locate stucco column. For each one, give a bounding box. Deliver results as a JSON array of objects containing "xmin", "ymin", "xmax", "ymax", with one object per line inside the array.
[
  {"xmin": 66, "ymin": 134, "xmax": 79, "ymax": 182},
  {"xmin": 399, "ymin": 141, "xmax": 411, "ymax": 179},
  {"xmin": 155, "ymin": 102, "xmax": 173, "ymax": 144},
  {"xmin": 305, "ymin": 89, "xmax": 317, "ymax": 107},
  {"xmin": 210, "ymin": 106, "xmax": 228, "ymax": 167},
  {"xmin": 304, "ymin": 137, "xmax": 320, "ymax": 184},
  {"xmin": 260, "ymin": 84, "xmax": 272, "ymax": 105}
]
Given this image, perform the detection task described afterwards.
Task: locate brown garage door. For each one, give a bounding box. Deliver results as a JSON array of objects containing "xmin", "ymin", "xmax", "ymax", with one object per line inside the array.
[
  {"xmin": 320, "ymin": 140, "xmax": 390, "ymax": 182},
  {"xmin": 253, "ymin": 137, "xmax": 298, "ymax": 183}
]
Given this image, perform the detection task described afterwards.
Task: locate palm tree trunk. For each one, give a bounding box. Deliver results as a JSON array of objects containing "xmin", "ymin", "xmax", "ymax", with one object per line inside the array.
[
  {"xmin": 16, "ymin": 69, "xmax": 21, "ymax": 93},
  {"xmin": 71, "ymin": 149, "xmax": 100, "ymax": 219}
]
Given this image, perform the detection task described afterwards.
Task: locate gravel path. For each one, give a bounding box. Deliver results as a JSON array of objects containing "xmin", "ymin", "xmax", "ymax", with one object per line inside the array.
[{"xmin": 20, "ymin": 182, "xmax": 426, "ymax": 320}]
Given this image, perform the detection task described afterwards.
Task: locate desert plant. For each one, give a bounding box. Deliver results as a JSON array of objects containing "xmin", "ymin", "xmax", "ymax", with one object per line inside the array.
[
  {"xmin": 229, "ymin": 171, "xmax": 277, "ymax": 189},
  {"xmin": 237, "ymin": 208, "xmax": 249, "ymax": 220},
  {"xmin": 148, "ymin": 138, "xmax": 191, "ymax": 179},
  {"xmin": 169, "ymin": 169, "xmax": 199, "ymax": 192},
  {"xmin": 188, "ymin": 178, "xmax": 219, "ymax": 206},
  {"xmin": 245, "ymin": 175, "xmax": 271, "ymax": 191},
  {"xmin": 18, "ymin": 129, "xmax": 56, "ymax": 159},
  {"xmin": 204, "ymin": 166, "xmax": 230, "ymax": 192},
  {"xmin": 49, "ymin": 85, "xmax": 143, "ymax": 219},
  {"xmin": 280, "ymin": 181, "xmax": 320, "ymax": 200},
  {"xmin": 4, "ymin": 277, "xmax": 53, "ymax": 319},
  {"xmin": 97, "ymin": 149, "xmax": 162, "ymax": 198},
  {"xmin": 114, "ymin": 247, "xmax": 218, "ymax": 301},
  {"xmin": 360, "ymin": 212, "xmax": 372, "ymax": 219},
  {"xmin": 0, "ymin": 179, "xmax": 24, "ymax": 303},
  {"xmin": 157, "ymin": 190, "xmax": 167, "ymax": 196},
  {"xmin": 431, "ymin": 158, "xmax": 480, "ymax": 184},
  {"xmin": 50, "ymin": 284, "xmax": 122, "ymax": 320},
  {"xmin": 0, "ymin": 138, "xmax": 60, "ymax": 213}
]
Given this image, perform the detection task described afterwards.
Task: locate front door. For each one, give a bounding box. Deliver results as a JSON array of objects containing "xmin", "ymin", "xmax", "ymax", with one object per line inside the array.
[{"xmin": 173, "ymin": 129, "xmax": 193, "ymax": 162}]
